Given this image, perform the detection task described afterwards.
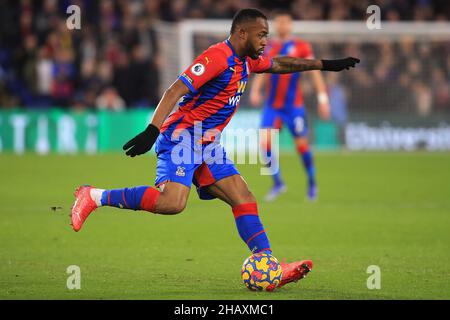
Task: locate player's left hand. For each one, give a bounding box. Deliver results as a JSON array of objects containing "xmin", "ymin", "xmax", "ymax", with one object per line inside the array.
[
  {"xmin": 123, "ymin": 124, "xmax": 160, "ymax": 157},
  {"xmin": 321, "ymin": 57, "xmax": 360, "ymax": 72}
]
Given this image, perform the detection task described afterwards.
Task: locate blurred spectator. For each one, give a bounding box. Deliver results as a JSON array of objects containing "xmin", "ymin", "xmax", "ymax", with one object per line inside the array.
[
  {"xmin": 35, "ymin": 0, "xmax": 60, "ymax": 44},
  {"xmin": 413, "ymin": 80, "xmax": 433, "ymax": 116},
  {"xmin": 51, "ymin": 48, "xmax": 76, "ymax": 107},
  {"xmin": 128, "ymin": 44, "xmax": 158, "ymax": 107},
  {"xmin": 95, "ymin": 86, "xmax": 126, "ymax": 111},
  {"xmin": 113, "ymin": 51, "xmax": 134, "ymax": 105},
  {"xmin": 36, "ymin": 47, "xmax": 54, "ymax": 100},
  {"xmin": 432, "ymin": 69, "xmax": 450, "ymax": 112},
  {"xmin": 18, "ymin": 35, "xmax": 39, "ymax": 95}
]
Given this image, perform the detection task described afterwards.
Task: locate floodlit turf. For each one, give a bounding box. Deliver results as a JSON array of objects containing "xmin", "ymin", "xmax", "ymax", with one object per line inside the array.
[{"xmin": 1, "ymin": 152, "xmax": 449, "ymax": 299}]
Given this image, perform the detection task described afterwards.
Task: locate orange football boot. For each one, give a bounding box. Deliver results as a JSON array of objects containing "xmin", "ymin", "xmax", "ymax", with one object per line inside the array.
[
  {"xmin": 278, "ymin": 260, "xmax": 313, "ymax": 288},
  {"xmin": 70, "ymin": 185, "xmax": 98, "ymax": 232}
]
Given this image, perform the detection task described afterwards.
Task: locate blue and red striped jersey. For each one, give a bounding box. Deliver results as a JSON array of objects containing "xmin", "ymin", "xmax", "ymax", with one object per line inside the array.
[
  {"xmin": 265, "ymin": 38, "xmax": 314, "ymax": 109},
  {"xmin": 161, "ymin": 39, "xmax": 272, "ymax": 144}
]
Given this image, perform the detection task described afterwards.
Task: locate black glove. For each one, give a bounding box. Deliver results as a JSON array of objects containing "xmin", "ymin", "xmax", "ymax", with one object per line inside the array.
[
  {"xmin": 321, "ymin": 57, "xmax": 360, "ymax": 72},
  {"xmin": 123, "ymin": 123, "xmax": 160, "ymax": 157}
]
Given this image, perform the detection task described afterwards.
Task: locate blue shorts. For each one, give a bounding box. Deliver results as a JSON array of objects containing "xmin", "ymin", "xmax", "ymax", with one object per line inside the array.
[
  {"xmin": 154, "ymin": 134, "xmax": 239, "ymax": 200},
  {"xmin": 261, "ymin": 104, "xmax": 308, "ymax": 138}
]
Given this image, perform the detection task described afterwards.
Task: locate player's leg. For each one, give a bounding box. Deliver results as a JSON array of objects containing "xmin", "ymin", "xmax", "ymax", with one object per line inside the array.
[
  {"xmin": 260, "ymin": 106, "xmax": 286, "ymax": 201},
  {"xmin": 152, "ymin": 182, "xmax": 190, "ymax": 214},
  {"xmin": 71, "ymin": 138, "xmax": 197, "ymax": 231},
  {"xmin": 194, "ymin": 156, "xmax": 312, "ymax": 286},
  {"xmin": 191, "ymin": 157, "xmax": 271, "ymax": 253},
  {"xmin": 71, "ymin": 182, "xmax": 190, "ymax": 231},
  {"xmin": 283, "ymin": 107, "xmax": 317, "ymax": 201},
  {"xmin": 210, "ymin": 174, "xmax": 272, "ymax": 254},
  {"xmin": 209, "ymin": 174, "xmax": 313, "ymax": 286},
  {"xmin": 294, "ymin": 136, "xmax": 317, "ymax": 200},
  {"xmin": 260, "ymin": 127, "xmax": 284, "ymax": 187},
  {"xmin": 92, "ymin": 181, "xmax": 190, "ymax": 214},
  {"xmin": 203, "ymin": 183, "xmax": 232, "ymax": 204}
]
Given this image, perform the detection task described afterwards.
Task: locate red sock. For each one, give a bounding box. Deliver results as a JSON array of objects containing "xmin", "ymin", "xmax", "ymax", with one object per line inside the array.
[{"xmin": 140, "ymin": 187, "xmax": 160, "ymax": 212}]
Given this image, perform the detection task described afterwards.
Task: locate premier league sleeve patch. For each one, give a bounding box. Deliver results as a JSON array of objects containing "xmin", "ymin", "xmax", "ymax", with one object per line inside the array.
[
  {"xmin": 180, "ymin": 47, "xmax": 228, "ymax": 92},
  {"xmin": 191, "ymin": 63, "xmax": 205, "ymax": 76}
]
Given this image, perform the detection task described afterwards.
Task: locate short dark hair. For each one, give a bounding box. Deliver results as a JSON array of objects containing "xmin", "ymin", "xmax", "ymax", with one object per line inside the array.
[{"xmin": 230, "ymin": 8, "xmax": 267, "ymax": 34}]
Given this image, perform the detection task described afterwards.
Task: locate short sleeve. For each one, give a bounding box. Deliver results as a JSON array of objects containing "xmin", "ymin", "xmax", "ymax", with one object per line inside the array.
[
  {"xmin": 179, "ymin": 48, "xmax": 228, "ymax": 94},
  {"xmin": 247, "ymin": 55, "xmax": 273, "ymax": 74}
]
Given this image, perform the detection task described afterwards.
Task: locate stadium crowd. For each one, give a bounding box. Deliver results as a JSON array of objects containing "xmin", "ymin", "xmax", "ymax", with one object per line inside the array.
[{"xmin": 0, "ymin": 0, "xmax": 449, "ymax": 116}]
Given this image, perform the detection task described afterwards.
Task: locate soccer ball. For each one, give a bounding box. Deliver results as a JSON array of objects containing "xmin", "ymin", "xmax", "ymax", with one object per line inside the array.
[{"xmin": 241, "ymin": 252, "xmax": 282, "ymax": 291}]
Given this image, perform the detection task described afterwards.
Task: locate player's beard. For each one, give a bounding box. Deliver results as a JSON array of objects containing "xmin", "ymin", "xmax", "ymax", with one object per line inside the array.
[
  {"xmin": 245, "ymin": 41, "xmax": 259, "ymax": 59},
  {"xmin": 246, "ymin": 43, "xmax": 260, "ymax": 59}
]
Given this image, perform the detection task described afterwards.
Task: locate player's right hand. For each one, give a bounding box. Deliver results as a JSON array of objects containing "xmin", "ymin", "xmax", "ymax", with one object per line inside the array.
[
  {"xmin": 249, "ymin": 91, "xmax": 263, "ymax": 107},
  {"xmin": 123, "ymin": 124, "xmax": 160, "ymax": 157},
  {"xmin": 318, "ymin": 102, "xmax": 331, "ymax": 120}
]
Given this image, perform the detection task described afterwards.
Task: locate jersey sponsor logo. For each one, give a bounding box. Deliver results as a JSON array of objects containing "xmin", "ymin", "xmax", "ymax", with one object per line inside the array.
[
  {"xmin": 228, "ymin": 80, "xmax": 247, "ymax": 106},
  {"xmin": 237, "ymin": 80, "xmax": 247, "ymax": 94},
  {"xmin": 191, "ymin": 63, "xmax": 205, "ymax": 76},
  {"xmin": 228, "ymin": 95, "xmax": 241, "ymax": 106}
]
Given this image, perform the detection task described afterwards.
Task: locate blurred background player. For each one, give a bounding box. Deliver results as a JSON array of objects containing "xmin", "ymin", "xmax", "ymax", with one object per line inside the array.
[{"xmin": 250, "ymin": 10, "xmax": 330, "ymax": 202}]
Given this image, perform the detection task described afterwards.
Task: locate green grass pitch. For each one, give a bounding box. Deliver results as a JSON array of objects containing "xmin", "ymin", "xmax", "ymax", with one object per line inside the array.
[{"xmin": 1, "ymin": 152, "xmax": 449, "ymax": 299}]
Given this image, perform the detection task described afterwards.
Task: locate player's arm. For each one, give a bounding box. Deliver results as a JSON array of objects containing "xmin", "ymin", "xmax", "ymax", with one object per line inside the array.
[
  {"xmin": 310, "ymin": 70, "xmax": 331, "ymax": 120},
  {"xmin": 267, "ymin": 56, "xmax": 360, "ymax": 74},
  {"xmin": 123, "ymin": 79, "xmax": 189, "ymax": 157},
  {"xmin": 150, "ymin": 79, "xmax": 190, "ymax": 129},
  {"xmin": 249, "ymin": 73, "xmax": 266, "ymax": 107}
]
